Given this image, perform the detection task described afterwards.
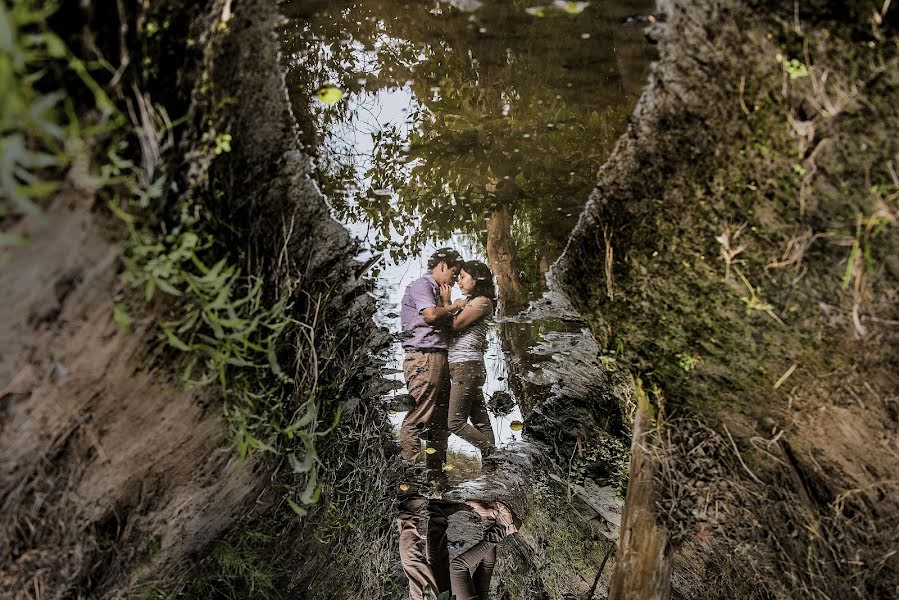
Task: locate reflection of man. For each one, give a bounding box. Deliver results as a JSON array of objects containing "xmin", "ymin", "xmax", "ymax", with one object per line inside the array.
[{"xmin": 400, "ymin": 248, "xmax": 466, "ymax": 482}]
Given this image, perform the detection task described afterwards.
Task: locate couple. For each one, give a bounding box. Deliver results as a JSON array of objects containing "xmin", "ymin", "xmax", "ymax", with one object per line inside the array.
[
  {"xmin": 399, "ymin": 247, "xmax": 497, "ymax": 483},
  {"xmin": 397, "ymin": 496, "xmax": 521, "ymax": 600}
]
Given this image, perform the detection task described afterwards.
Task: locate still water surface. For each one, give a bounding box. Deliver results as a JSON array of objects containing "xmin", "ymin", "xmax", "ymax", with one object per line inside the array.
[{"xmin": 281, "ymin": 0, "xmax": 654, "ymax": 474}]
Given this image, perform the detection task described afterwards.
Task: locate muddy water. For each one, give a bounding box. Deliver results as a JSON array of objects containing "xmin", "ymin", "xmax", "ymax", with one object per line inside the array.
[{"xmin": 281, "ymin": 1, "xmax": 654, "ymax": 571}]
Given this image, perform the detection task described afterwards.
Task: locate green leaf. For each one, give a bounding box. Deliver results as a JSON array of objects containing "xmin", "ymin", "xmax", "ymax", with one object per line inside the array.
[
  {"xmin": 112, "ymin": 301, "xmax": 132, "ymax": 330},
  {"xmin": 784, "ymin": 58, "xmax": 809, "ymax": 80},
  {"xmin": 315, "ymin": 85, "xmax": 344, "ymax": 105},
  {"xmin": 842, "ymin": 241, "xmax": 859, "ymax": 290},
  {"xmin": 300, "ymin": 470, "xmax": 321, "ymax": 504},
  {"xmin": 154, "ymin": 277, "xmax": 182, "ymax": 296},
  {"xmin": 287, "ymin": 450, "xmax": 315, "ymax": 474},
  {"xmin": 9, "ymin": 193, "xmax": 45, "ymax": 222},
  {"xmin": 162, "ymin": 326, "xmax": 192, "ymax": 351},
  {"xmin": 0, "ymin": 232, "xmax": 31, "ymax": 246},
  {"xmin": 525, "ymin": 6, "xmax": 546, "ymax": 17},
  {"xmin": 15, "ymin": 181, "xmax": 59, "ymax": 198},
  {"xmin": 0, "ymin": 3, "xmax": 14, "ymax": 52},
  {"xmin": 287, "ymin": 498, "xmax": 308, "ymax": 518}
]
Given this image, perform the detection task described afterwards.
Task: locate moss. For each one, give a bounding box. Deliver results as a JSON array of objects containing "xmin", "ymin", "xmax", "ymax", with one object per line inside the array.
[{"xmin": 495, "ymin": 476, "xmax": 615, "ymax": 599}]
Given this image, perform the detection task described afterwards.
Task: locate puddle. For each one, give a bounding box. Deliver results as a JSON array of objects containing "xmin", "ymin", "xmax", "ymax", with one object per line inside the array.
[{"xmin": 280, "ymin": 1, "xmax": 654, "ymax": 586}]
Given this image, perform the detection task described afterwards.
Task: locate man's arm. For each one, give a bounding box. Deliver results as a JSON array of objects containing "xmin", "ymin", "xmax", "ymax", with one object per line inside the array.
[{"xmin": 422, "ymin": 300, "xmax": 465, "ymax": 325}]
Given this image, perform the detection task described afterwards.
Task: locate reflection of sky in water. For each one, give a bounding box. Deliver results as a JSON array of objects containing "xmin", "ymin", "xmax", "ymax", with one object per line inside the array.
[
  {"xmin": 290, "ymin": 0, "xmax": 657, "ymax": 460},
  {"xmin": 325, "ymin": 82, "xmax": 522, "ymax": 456}
]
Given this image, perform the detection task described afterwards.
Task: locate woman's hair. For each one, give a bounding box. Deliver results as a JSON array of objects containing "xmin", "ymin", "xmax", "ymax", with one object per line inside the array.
[{"xmin": 461, "ymin": 260, "xmax": 497, "ymax": 305}]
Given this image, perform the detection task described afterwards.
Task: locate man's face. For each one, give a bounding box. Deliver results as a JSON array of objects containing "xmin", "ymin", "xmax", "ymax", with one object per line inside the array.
[{"xmin": 434, "ymin": 262, "xmax": 459, "ymax": 286}]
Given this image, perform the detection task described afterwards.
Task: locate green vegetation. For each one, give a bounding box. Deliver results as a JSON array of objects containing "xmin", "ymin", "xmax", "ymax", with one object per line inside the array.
[
  {"xmin": 495, "ymin": 476, "xmax": 614, "ymax": 598},
  {"xmin": 0, "ymin": 0, "xmax": 119, "ymax": 245},
  {"xmin": 556, "ymin": 2, "xmax": 897, "ymax": 597}
]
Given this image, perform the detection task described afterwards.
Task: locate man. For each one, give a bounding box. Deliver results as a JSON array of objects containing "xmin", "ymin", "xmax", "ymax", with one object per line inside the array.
[{"xmin": 399, "ymin": 247, "xmax": 466, "ymax": 482}]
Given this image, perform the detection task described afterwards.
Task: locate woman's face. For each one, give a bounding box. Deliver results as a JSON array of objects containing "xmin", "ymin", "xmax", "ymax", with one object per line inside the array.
[{"xmin": 458, "ymin": 269, "xmax": 476, "ymax": 294}]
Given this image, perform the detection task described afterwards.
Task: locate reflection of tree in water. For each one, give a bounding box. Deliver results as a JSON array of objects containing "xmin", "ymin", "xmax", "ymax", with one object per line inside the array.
[{"xmin": 281, "ymin": 0, "xmax": 652, "ymax": 408}]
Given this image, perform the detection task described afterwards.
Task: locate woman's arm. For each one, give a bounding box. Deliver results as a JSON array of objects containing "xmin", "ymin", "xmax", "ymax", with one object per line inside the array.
[{"xmin": 451, "ymin": 297, "xmax": 492, "ymax": 331}]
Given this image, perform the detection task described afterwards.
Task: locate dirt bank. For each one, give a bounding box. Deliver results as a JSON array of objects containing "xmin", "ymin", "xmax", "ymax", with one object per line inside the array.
[
  {"xmin": 1, "ymin": 0, "xmax": 391, "ymax": 597},
  {"xmin": 554, "ymin": 0, "xmax": 898, "ymax": 597}
]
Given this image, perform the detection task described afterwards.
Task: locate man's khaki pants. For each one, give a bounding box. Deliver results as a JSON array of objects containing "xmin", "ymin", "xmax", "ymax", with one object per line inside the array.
[{"xmin": 400, "ymin": 351, "xmax": 450, "ymax": 477}]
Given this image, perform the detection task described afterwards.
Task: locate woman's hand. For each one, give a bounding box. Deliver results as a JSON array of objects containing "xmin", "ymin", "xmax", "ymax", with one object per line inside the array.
[
  {"xmin": 451, "ymin": 298, "xmax": 468, "ymax": 311},
  {"xmin": 439, "ymin": 284, "xmax": 452, "ymax": 305}
]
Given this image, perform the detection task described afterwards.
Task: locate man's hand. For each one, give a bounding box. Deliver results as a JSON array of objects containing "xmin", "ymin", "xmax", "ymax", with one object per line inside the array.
[
  {"xmin": 451, "ymin": 298, "xmax": 467, "ymax": 311},
  {"xmin": 438, "ymin": 284, "xmax": 452, "ymax": 305}
]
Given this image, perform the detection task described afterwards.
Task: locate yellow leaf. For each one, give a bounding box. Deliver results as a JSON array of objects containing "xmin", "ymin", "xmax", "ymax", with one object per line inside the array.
[
  {"xmin": 525, "ymin": 6, "xmax": 546, "ymax": 16},
  {"xmin": 399, "ymin": 482, "xmax": 410, "ymax": 492},
  {"xmin": 444, "ymin": 464, "xmax": 454, "ymax": 471},
  {"xmin": 554, "ymin": 1, "xmax": 589, "ymax": 14},
  {"xmin": 315, "ymin": 85, "xmax": 344, "ymax": 105},
  {"xmin": 510, "ymin": 420, "xmax": 524, "ymax": 431},
  {"xmin": 425, "ymin": 447, "xmax": 437, "ymax": 454}
]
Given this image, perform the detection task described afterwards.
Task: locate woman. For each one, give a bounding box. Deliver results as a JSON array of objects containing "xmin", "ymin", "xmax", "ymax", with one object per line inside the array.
[{"xmin": 442, "ymin": 259, "xmax": 497, "ymax": 455}]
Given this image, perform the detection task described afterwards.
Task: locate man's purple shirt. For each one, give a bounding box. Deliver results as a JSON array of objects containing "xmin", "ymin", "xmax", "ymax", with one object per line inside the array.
[{"xmin": 400, "ymin": 273, "xmax": 448, "ymax": 350}]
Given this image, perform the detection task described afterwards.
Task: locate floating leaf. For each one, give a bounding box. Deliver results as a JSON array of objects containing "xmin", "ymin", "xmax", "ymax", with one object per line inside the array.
[
  {"xmin": 399, "ymin": 482, "xmax": 410, "ymax": 492},
  {"xmin": 444, "ymin": 464, "xmax": 454, "ymax": 471},
  {"xmin": 315, "ymin": 85, "xmax": 344, "ymax": 105},
  {"xmin": 525, "ymin": 6, "xmax": 546, "ymax": 16},
  {"xmin": 510, "ymin": 420, "xmax": 524, "ymax": 431},
  {"xmin": 425, "ymin": 447, "xmax": 437, "ymax": 454},
  {"xmin": 554, "ymin": 1, "xmax": 590, "ymax": 14}
]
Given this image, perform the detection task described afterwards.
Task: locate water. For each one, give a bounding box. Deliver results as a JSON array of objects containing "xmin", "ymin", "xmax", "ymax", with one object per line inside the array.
[{"xmin": 281, "ymin": 0, "xmax": 653, "ymax": 476}]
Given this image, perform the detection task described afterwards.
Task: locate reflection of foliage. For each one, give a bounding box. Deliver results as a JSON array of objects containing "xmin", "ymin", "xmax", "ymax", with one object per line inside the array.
[{"xmin": 282, "ymin": 0, "xmax": 640, "ymax": 300}]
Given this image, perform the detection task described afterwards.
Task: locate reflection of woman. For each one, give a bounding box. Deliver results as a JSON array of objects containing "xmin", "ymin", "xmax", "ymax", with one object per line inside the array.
[{"xmin": 443, "ymin": 260, "xmax": 497, "ymax": 455}]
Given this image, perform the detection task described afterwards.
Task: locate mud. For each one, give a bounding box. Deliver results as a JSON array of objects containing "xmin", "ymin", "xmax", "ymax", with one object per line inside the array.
[{"xmin": 0, "ymin": 188, "xmax": 266, "ymax": 597}]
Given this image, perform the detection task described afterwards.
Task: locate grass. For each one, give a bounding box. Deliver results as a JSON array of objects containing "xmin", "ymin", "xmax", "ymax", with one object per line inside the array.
[
  {"xmin": 0, "ymin": 0, "xmax": 121, "ymax": 244},
  {"xmin": 554, "ymin": 2, "xmax": 898, "ymax": 597},
  {"xmin": 494, "ymin": 475, "xmax": 615, "ymax": 599}
]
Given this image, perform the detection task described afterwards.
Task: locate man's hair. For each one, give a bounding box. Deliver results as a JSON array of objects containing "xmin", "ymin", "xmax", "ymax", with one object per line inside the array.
[{"xmin": 427, "ymin": 247, "xmax": 463, "ymax": 270}]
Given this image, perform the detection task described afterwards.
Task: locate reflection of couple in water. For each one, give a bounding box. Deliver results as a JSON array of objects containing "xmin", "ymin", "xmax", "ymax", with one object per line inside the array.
[
  {"xmin": 397, "ymin": 248, "xmax": 519, "ymax": 599},
  {"xmin": 397, "ymin": 496, "xmax": 521, "ymax": 600}
]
